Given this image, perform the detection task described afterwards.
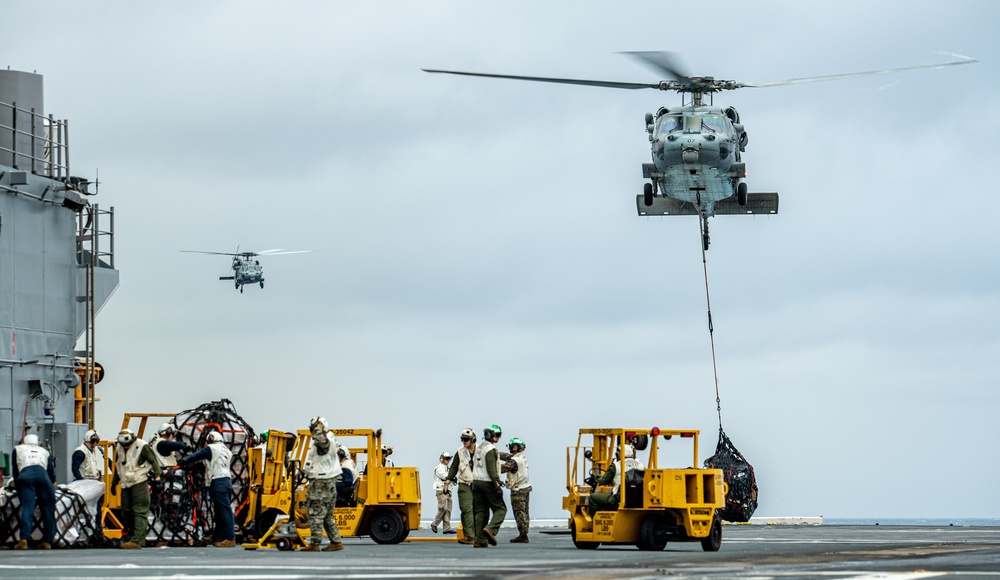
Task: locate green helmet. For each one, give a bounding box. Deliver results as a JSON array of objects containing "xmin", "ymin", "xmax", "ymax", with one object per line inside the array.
[
  {"xmin": 484, "ymin": 424, "xmax": 502, "ymax": 441},
  {"xmin": 508, "ymin": 437, "xmax": 525, "ymax": 452}
]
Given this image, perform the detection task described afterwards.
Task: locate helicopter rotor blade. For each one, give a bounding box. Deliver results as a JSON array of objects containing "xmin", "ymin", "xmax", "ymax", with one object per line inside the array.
[
  {"xmin": 255, "ymin": 250, "xmax": 313, "ymax": 256},
  {"xmin": 181, "ymin": 250, "xmax": 241, "ymax": 257},
  {"xmin": 740, "ymin": 56, "xmax": 978, "ymax": 88},
  {"xmin": 422, "ymin": 69, "xmax": 659, "ymax": 91},
  {"xmin": 619, "ymin": 51, "xmax": 692, "ymax": 85}
]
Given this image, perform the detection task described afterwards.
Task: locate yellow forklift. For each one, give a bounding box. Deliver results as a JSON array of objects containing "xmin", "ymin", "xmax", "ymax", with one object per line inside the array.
[
  {"xmin": 242, "ymin": 428, "xmax": 421, "ymax": 549},
  {"xmin": 564, "ymin": 427, "xmax": 726, "ymax": 551},
  {"xmin": 97, "ymin": 412, "xmax": 178, "ymax": 538}
]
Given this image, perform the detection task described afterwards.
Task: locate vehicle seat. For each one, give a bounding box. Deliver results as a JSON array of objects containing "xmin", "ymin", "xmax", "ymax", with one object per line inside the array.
[{"xmin": 624, "ymin": 469, "xmax": 645, "ymax": 508}]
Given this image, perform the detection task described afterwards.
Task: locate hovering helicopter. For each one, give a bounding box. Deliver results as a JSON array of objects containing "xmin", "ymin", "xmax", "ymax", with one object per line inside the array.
[
  {"xmin": 424, "ymin": 52, "xmax": 976, "ymax": 250},
  {"xmin": 181, "ymin": 248, "xmax": 313, "ymax": 293}
]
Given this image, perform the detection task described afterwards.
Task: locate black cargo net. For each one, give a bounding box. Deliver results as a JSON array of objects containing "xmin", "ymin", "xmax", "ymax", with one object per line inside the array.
[
  {"xmin": 168, "ymin": 399, "xmax": 255, "ymax": 540},
  {"xmin": 172, "ymin": 399, "xmax": 255, "ymax": 509},
  {"xmin": 704, "ymin": 428, "xmax": 758, "ymax": 522},
  {"xmin": 698, "ymin": 229, "xmax": 760, "ymax": 523},
  {"xmin": 146, "ymin": 465, "xmax": 211, "ymax": 545},
  {"xmin": 0, "ymin": 487, "xmax": 100, "ymax": 547}
]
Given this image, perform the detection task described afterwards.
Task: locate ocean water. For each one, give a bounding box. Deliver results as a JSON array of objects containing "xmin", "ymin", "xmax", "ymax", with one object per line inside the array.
[{"xmin": 825, "ymin": 518, "xmax": 1000, "ymax": 526}]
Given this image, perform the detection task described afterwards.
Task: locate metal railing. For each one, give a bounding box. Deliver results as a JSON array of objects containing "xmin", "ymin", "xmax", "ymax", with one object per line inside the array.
[{"xmin": 0, "ymin": 98, "xmax": 70, "ymax": 178}]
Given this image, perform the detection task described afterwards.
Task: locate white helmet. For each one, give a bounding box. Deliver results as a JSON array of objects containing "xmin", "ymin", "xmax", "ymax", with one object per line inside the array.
[
  {"xmin": 440, "ymin": 451, "xmax": 452, "ymax": 460},
  {"xmin": 460, "ymin": 428, "xmax": 476, "ymax": 443},
  {"xmin": 116, "ymin": 429, "xmax": 136, "ymax": 447},
  {"xmin": 206, "ymin": 431, "xmax": 224, "ymax": 444},
  {"xmin": 158, "ymin": 423, "xmax": 175, "ymax": 436},
  {"xmin": 85, "ymin": 429, "xmax": 100, "ymax": 444},
  {"xmin": 23, "ymin": 434, "xmax": 39, "ymax": 446},
  {"xmin": 382, "ymin": 445, "xmax": 393, "ymax": 457},
  {"xmin": 309, "ymin": 416, "xmax": 328, "ymax": 431}
]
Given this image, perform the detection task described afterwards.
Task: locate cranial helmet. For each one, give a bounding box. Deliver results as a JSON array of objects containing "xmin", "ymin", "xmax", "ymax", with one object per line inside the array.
[
  {"xmin": 117, "ymin": 429, "xmax": 136, "ymax": 447},
  {"xmin": 206, "ymin": 431, "xmax": 224, "ymax": 444},
  {"xmin": 441, "ymin": 451, "xmax": 453, "ymax": 460},
  {"xmin": 460, "ymin": 428, "xmax": 476, "ymax": 443},
  {"xmin": 483, "ymin": 424, "xmax": 502, "ymax": 441},
  {"xmin": 309, "ymin": 416, "xmax": 328, "ymax": 431},
  {"xmin": 23, "ymin": 434, "xmax": 39, "ymax": 446},
  {"xmin": 337, "ymin": 445, "xmax": 348, "ymax": 459},
  {"xmin": 85, "ymin": 429, "xmax": 100, "ymax": 444},
  {"xmin": 615, "ymin": 443, "xmax": 636, "ymax": 460},
  {"xmin": 158, "ymin": 423, "xmax": 175, "ymax": 436},
  {"xmin": 382, "ymin": 445, "xmax": 393, "ymax": 457},
  {"xmin": 508, "ymin": 437, "xmax": 525, "ymax": 453}
]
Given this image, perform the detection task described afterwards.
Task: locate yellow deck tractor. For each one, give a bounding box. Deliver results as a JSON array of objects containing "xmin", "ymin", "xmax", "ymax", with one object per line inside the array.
[
  {"xmin": 242, "ymin": 428, "xmax": 421, "ymax": 549},
  {"xmin": 564, "ymin": 427, "xmax": 726, "ymax": 551}
]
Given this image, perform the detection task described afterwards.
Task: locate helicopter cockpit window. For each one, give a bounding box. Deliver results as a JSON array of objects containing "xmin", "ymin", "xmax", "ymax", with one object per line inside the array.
[
  {"xmin": 656, "ymin": 115, "xmax": 682, "ymax": 136},
  {"xmin": 701, "ymin": 115, "xmax": 728, "ymax": 134}
]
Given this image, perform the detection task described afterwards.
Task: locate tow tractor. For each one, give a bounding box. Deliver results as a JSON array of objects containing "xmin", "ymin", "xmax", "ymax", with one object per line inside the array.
[
  {"xmin": 242, "ymin": 428, "xmax": 421, "ymax": 550},
  {"xmin": 564, "ymin": 427, "xmax": 726, "ymax": 551}
]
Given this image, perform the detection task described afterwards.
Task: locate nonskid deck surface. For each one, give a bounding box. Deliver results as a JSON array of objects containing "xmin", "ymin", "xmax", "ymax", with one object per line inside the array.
[{"xmin": 1, "ymin": 526, "xmax": 998, "ymax": 579}]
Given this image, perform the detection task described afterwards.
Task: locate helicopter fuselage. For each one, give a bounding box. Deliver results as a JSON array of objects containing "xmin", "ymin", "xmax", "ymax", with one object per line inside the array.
[
  {"xmin": 645, "ymin": 104, "xmax": 746, "ymax": 217},
  {"xmin": 232, "ymin": 258, "xmax": 263, "ymax": 286}
]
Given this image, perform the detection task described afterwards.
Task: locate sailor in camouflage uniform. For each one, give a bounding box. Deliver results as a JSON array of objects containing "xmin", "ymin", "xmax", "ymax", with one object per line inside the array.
[
  {"xmin": 501, "ymin": 438, "xmax": 531, "ymax": 543},
  {"xmin": 302, "ymin": 416, "xmax": 344, "ymax": 551}
]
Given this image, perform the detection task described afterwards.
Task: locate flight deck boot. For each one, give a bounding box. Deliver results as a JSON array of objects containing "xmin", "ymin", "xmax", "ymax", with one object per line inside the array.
[{"xmin": 510, "ymin": 534, "xmax": 528, "ymax": 543}]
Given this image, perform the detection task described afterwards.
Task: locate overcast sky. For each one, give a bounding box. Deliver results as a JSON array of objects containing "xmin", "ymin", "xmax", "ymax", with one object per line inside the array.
[{"xmin": 4, "ymin": 1, "xmax": 997, "ymax": 520}]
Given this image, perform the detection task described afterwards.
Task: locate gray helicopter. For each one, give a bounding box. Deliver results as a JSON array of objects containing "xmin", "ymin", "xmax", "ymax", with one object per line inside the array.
[
  {"xmin": 424, "ymin": 52, "xmax": 976, "ymax": 250},
  {"xmin": 182, "ymin": 248, "xmax": 312, "ymax": 293}
]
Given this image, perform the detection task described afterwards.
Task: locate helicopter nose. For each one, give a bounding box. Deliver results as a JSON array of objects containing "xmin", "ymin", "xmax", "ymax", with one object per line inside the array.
[{"xmin": 682, "ymin": 148, "xmax": 699, "ymax": 163}]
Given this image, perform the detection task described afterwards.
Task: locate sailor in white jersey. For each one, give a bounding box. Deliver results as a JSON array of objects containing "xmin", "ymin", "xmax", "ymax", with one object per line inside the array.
[
  {"xmin": 71, "ymin": 429, "xmax": 102, "ymax": 481},
  {"xmin": 178, "ymin": 430, "xmax": 235, "ymax": 547},
  {"xmin": 12, "ymin": 434, "xmax": 57, "ymax": 549}
]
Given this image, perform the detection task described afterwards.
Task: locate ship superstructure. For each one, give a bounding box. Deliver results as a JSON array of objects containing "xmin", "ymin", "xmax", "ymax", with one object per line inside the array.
[{"xmin": 0, "ymin": 69, "xmax": 118, "ymax": 483}]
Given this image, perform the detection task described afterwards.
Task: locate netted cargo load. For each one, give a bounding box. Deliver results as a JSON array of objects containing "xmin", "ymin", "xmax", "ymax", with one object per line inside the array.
[
  {"xmin": 170, "ymin": 399, "xmax": 256, "ymax": 510},
  {"xmin": 146, "ymin": 465, "xmax": 211, "ymax": 545},
  {"xmin": 0, "ymin": 482, "xmax": 101, "ymax": 548},
  {"xmin": 704, "ymin": 428, "xmax": 758, "ymax": 522}
]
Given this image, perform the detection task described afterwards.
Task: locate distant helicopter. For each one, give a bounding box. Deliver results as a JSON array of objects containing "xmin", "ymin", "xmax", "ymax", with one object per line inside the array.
[
  {"xmin": 424, "ymin": 52, "xmax": 976, "ymax": 250},
  {"xmin": 182, "ymin": 248, "xmax": 313, "ymax": 293}
]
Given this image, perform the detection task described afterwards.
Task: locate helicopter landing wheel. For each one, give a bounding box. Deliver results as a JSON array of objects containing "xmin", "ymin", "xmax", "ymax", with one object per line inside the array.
[
  {"xmin": 260, "ymin": 281, "xmax": 264, "ymax": 289},
  {"xmin": 737, "ymin": 182, "xmax": 748, "ymax": 206},
  {"xmin": 643, "ymin": 182, "xmax": 653, "ymax": 207},
  {"xmin": 240, "ymin": 285, "xmax": 244, "ymax": 294}
]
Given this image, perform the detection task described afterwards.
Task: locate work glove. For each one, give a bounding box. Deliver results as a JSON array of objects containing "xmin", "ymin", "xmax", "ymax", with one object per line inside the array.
[
  {"xmin": 495, "ymin": 485, "xmax": 503, "ymax": 499},
  {"xmin": 584, "ymin": 476, "xmax": 597, "ymax": 488}
]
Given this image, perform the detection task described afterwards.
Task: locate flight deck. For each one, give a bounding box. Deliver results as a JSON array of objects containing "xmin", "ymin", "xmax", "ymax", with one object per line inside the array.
[{"xmin": 1, "ymin": 525, "xmax": 997, "ymax": 579}]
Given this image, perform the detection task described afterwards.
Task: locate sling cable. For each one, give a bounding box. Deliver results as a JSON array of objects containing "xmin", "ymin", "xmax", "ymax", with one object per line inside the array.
[{"xmin": 698, "ymin": 215, "xmax": 759, "ymax": 523}]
